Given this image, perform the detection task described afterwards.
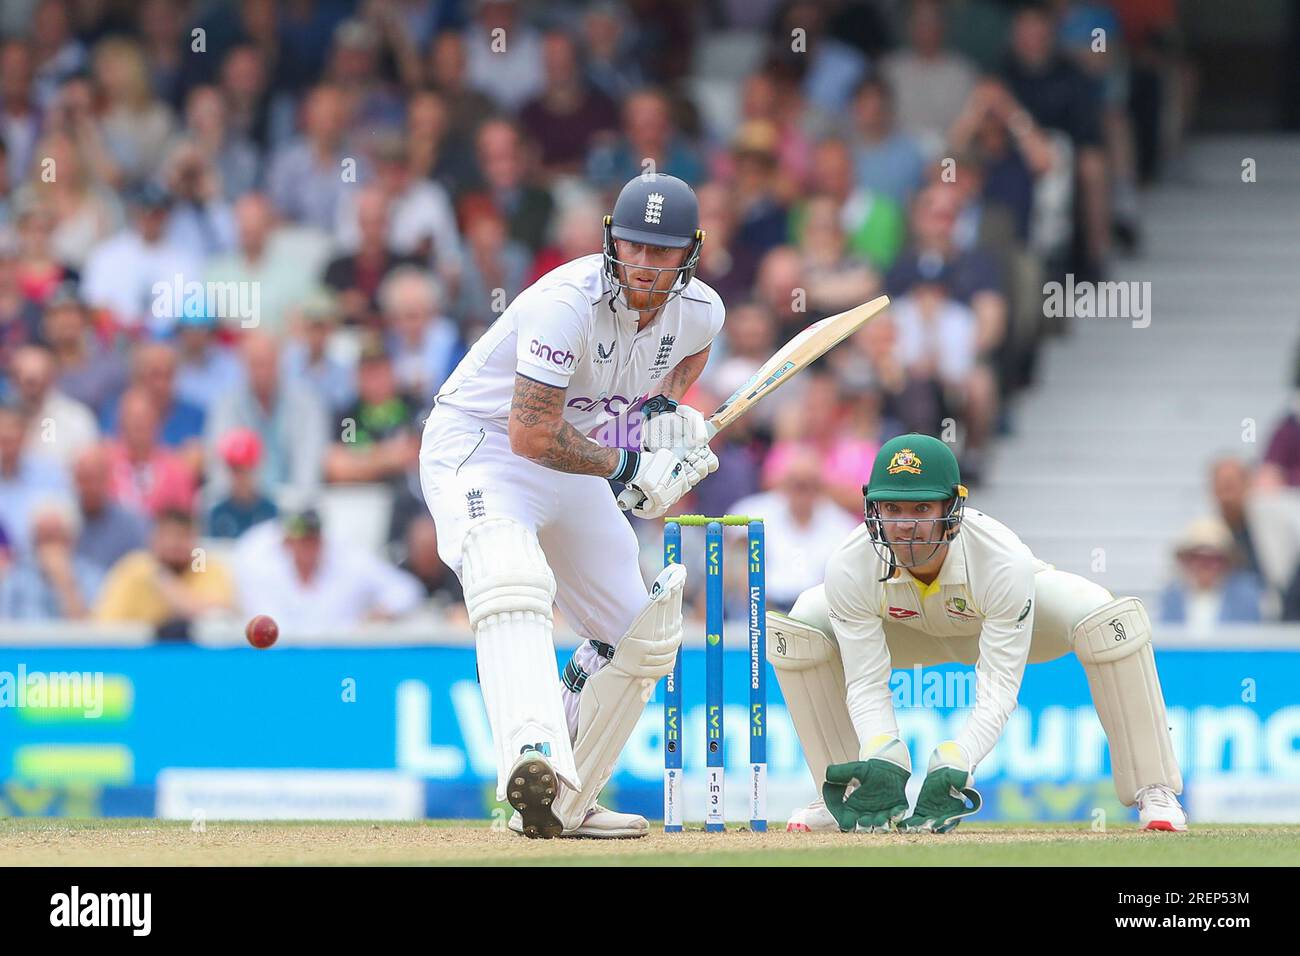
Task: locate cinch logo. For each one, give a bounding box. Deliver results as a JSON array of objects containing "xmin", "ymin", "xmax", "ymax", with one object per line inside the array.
[
  {"xmin": 529, "ymin": 339, "xmax": 576, "ymax": 370},
  {"xmin": 567, "ymin": 392, "xmax": 643, "ymax": 416}
]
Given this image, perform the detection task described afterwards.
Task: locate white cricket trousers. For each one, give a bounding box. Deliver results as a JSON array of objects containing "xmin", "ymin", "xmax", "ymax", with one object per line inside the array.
[{"xmin": 419, "ymin": 405, "xmax": 650, "ymax": 645}]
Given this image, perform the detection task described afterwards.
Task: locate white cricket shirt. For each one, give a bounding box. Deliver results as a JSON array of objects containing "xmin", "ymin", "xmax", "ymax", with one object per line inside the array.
[
  {"xmin": 433, "ymin": 254, "xmax": 725, "ymax": 435},
  {"xmin": 824, "ymin": 508, "xmax": 1047, "ymax": 766}
]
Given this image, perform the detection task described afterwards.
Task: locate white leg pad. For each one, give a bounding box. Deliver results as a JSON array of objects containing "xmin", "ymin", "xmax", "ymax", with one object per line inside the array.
[
  {"xmin": 1071, "ymin": 596, "xmax": 1183, "ymax": 804},
  {"xmin": 766, "ymin": 609, "xmax": 859, "ymax": 791},
  {"xmin": 552, "ymin": 563, "xmax": 686, "ymax": 830},
  {"xmin": 461, "ymin": 517, "xmax": 579, "ymax": 798}
]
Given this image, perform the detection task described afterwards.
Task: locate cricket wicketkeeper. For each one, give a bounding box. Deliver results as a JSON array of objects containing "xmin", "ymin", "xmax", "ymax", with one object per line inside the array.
[
  {"xmin": 419, "ymin": 173, "xmax": 721, "ymax": 839},
  {"xmin": 768, "ymin": 433, "xmax": 1186, "ymax": 833}
]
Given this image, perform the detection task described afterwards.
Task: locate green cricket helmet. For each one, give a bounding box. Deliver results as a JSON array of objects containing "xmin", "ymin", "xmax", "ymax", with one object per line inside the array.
[{"xmin": 862, "ymin": 434, "xmax": 968, "ymax": 576}]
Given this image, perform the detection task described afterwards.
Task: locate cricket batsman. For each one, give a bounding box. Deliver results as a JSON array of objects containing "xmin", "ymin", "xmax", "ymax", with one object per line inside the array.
[
  {"xmin": 767, "ymin": 433, "xmax": 1187, "ymax": 833},
  {"xmin": 419, "ymin": 174, "xmax": 723, "ymax": 838}
]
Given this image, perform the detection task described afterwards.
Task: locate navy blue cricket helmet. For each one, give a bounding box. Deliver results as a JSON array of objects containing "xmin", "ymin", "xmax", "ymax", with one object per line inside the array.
[{"xmin": 602, "ymin": 173, "xmax": 704, "ymax": 306}]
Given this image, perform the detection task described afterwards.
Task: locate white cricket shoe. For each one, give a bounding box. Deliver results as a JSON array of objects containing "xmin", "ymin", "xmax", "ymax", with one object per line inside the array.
[
  {"xmin": 509, "ymin": 804, "xmax": 648, "ymax": 839},
  {"xmin": 1136, "ymin": 784, "xmax": 1188, "ymax": 832},
  {"xmin": 786, "ymin": 797, "xmax": 840, "ymax": 832}
]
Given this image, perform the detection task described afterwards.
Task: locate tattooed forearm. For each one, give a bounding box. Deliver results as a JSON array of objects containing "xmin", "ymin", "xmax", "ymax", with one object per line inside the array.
[
  {"xmin": 509, "ymin": 374, "xmax": 619, "ymax": 476},
  {"xmin": 536, "ymin": 420, "xmax": 620, "ymax": 475},
  {"xmin": 655, "ymin": 345, "xmax": 710, "ymax": 402}
]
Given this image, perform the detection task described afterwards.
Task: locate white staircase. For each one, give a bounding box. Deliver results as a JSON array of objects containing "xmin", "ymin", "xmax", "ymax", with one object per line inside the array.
[{"xmin": 976, "ymin": 136, "xmax": 1300, "ymax": 605}]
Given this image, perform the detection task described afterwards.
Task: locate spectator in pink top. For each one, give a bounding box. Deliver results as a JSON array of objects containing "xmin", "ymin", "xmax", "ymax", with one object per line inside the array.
[
  {"xmin": 763, "ymin": 369, "xmax": 878, "ymax": 514},
  {"xmin": 103, "ymin": 387, "xmax": 196, "ymax": 518}
]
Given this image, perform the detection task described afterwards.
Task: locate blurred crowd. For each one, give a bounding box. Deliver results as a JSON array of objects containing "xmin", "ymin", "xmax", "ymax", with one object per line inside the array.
[
  {"xmin": 1165, "ymin": 387, "xmax": 1300, "ymax": 629},
  {"xmin": 0, "ymin": 0, "xmax": 1192, "ymax": 635}
]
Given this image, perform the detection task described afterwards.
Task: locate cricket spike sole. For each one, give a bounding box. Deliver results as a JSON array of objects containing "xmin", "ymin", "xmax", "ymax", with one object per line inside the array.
[{"xmin": 507, "ymin": 750, "xmax": 563, "ymax": 839}]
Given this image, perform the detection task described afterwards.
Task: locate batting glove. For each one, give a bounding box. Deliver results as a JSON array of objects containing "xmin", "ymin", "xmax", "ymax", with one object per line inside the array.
[{"xmin": 640, "ymin": 398, "xmax": 710, "ymax": 453}]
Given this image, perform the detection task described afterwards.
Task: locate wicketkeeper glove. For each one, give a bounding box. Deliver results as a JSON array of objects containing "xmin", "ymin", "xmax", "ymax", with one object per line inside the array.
[
  {"xmin": 822, "ymin": 735, "xmax": 911, "ymax": 832},
  {"xmin": 899, "ymin": 741, "xmax": 983, "ymax": 833}
]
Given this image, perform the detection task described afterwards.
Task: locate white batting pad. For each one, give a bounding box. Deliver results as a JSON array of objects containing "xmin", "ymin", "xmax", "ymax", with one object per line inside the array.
[
  {"xmin": 1071, "ymin": 597, "xmax": 1183, "ymax": 804},
  {"xmin": 552, "ymin": 563, "xmax": 686, "ymax": 830},
  {"xmin": 461, "ymin": 517, "xmax": 580, "ymax": 798},
  {"xmin": 766, "ymin": 610, "xmax": 860, "ymax": 790}
]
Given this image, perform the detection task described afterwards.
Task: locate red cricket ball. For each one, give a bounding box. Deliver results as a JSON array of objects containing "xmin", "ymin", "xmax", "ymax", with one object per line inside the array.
[{"xmin": 245, "ymin": 614, "xmax": 279, "ymax": 649}]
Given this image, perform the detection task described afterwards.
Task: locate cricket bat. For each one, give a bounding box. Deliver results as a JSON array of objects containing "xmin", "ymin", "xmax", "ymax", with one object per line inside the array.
[{"xmin": 618, "ymin": 294, "xmax": 890, "ymax": 509}]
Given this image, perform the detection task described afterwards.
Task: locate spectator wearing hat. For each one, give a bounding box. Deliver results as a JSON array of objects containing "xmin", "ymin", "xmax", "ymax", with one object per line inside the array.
[
  {"xmin": 72, "ymin": 443, "xmax": 148, "ymax": 575},
  {"xmin": 207, "ymin": 428, "xmax": 277, "ymax": 538},
  {"xmin": 80, "ymin": 181, "xmax": 200, "ymax": 335},
  {"xmin": 103, "ymin": 387, "xmax": 198, "ymax": 518},
  {"xmin": 324, "ymin": 333, "xmax": 423, "ymax": 540},
  {"xmin": 729, "ymin": 120, "xmax": 790, "ymax": 262},
  {"xmin": 41, "ymin": 287, "xmax": 129, "ymax": 414},
  {"xmin": 206, "ymin": 331, "xmax": 327, "ymax": 503},
  {"xmin": 173, "ymin": 302, "xmax": 244, "ymax": 415},
  {"xmin": 282, "ymin": 289, "xmax": 357, "ymax": 417},
  {"xmin": 233, "ymin": 507, "xmax": 423, "ymax": 637},
  {"xmin": 10, "ymin": 344, "xmax": 100, "ymax": 467},
  {"xmin": 0, "ymin": 498, "xmax": 102, "ymax": 620},
  {"xmin": 95, "ymin": 507, "xmax": 236, "ymax": 636},
  {"xmin": 1159, "ymin": 517, "xmax": 1263, "ymax": 628}
]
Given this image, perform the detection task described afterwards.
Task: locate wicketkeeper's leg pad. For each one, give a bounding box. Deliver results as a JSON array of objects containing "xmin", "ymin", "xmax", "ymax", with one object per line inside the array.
[
  {"xmin": 462, "ymin": 516, "xmax": 579, "ymax": 798},
  {"xmin": 1071, "ymin": 596, "xmax": 1183, "ymax": 804},
  {"xmin": 767, "ymin": 592, "xmax": 859, "ymax": 793},
  {"xmin": 552, "ymin": 563, "xmax": 687, "ymax": 830}
]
